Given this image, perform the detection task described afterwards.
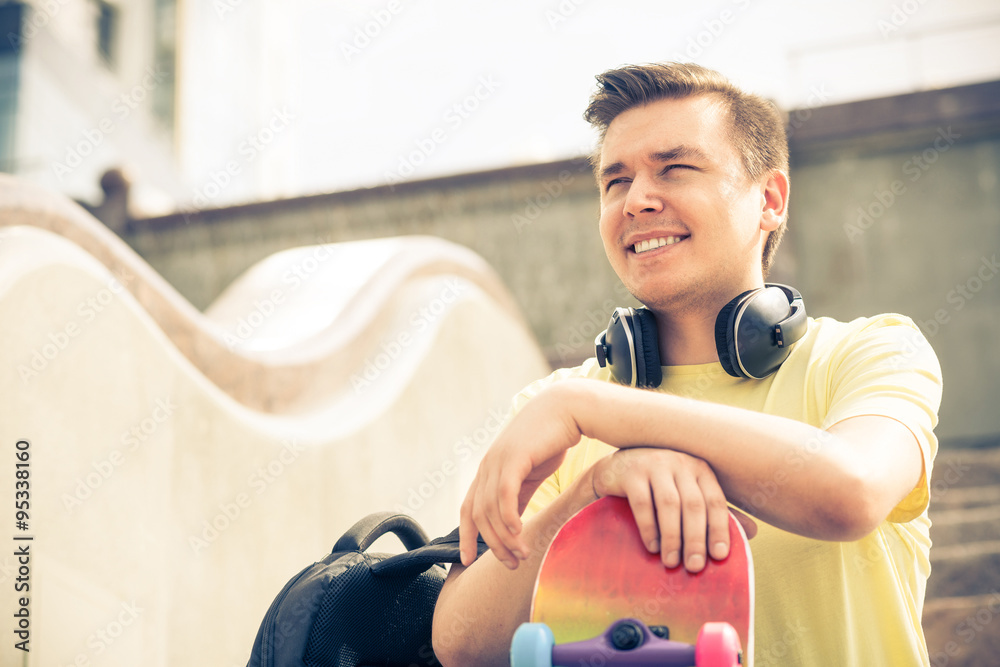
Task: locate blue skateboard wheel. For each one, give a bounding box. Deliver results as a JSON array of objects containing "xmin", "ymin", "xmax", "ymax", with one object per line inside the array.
[{"xmin": 510, "ymin": 622, "xmax": 555, "ymax": 667}]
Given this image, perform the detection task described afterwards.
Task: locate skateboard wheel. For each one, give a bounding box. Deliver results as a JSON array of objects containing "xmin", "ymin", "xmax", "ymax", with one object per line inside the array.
[
  {"xmin": 694, "ymin": 622, "xmax": 742, "ymax": 667},
  {"xmin": 510, "ymin": 622, "xmax": 555, "ymax": 667}
]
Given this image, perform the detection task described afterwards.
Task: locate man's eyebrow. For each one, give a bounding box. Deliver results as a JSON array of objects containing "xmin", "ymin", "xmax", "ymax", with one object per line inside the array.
[
  {"xmin": 598, "ymin": 161, "xmax": 625, "ymax": 182},
  {"xmin": 599, "ymin": 145, "xmax": 709, "ymax": 182},
  {"xmin": 651, "ymin": 145, "xmax": 710, "ymax": 163}
]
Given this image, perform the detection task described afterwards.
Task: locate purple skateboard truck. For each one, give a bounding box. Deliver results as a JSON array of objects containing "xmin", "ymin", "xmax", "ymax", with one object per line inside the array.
[{"xmin": 510, "ymin": 618, "xmax": 742, "ymax": 667}]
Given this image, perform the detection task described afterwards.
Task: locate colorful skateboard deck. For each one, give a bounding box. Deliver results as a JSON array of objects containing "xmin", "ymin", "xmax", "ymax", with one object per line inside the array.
[{"xmin": 530, "ymin": 496, "xmax": 753, "ymax": 659}]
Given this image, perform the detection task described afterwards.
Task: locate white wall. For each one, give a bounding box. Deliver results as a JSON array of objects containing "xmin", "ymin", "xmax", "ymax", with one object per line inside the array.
[{"xmin": 14, "ymin": 0, "xmax": 1000, "ymax": 211}]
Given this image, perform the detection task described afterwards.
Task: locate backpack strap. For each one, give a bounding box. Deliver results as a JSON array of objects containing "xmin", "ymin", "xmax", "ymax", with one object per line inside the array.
[
  {"xmin": 333, "ymin": 512, "xmax": 430, "ymax": 553},
  {"xmin": 371, "ymin": 525, "xmax": 489, "ymax": 577}
]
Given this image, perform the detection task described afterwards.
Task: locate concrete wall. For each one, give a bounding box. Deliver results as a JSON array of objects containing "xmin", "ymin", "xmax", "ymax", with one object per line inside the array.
[
  {"xmin": 0, "ymin": 179, "xmax": 551, "ymax": 664},
  {"xmin": 128, "ymin": 157, "xmax": 634, "ymax": 369},
  {"xmin": 126, "ymin": 80, "xmax": 1000, "ymax": 441},
  {"xmin": 784, "ymin": 84, "xmax": 1000, "ymax": 443}
]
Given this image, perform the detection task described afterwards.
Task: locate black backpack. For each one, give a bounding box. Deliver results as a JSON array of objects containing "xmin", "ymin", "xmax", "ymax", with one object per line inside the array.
[{"xmin": 247, "ymin": 512, "xmax": 487, "ymax": 667}]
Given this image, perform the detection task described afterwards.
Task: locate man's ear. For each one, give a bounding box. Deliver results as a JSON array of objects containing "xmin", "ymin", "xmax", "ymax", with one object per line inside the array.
[{"xmin": 760, "ymin": 169, "xmax": 789, "ymax": 232}]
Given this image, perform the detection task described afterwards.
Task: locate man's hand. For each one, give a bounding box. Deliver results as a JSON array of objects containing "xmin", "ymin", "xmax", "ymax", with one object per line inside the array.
[
  {"xmin": 592, "ymin": 448, "xmax": 757, "ymax": 572},
  {"xmin": 459, "ymin": 383, "xmax": 583, "ymax": 569},
  {"xmin": 457, "ymin": 380, "xmax": 760, "ymax": 573}
]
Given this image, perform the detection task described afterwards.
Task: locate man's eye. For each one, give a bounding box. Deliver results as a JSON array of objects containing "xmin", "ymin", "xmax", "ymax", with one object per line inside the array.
[{"xmin": 605, "ymin": 178, "xmax": 628, "ymax": 191}]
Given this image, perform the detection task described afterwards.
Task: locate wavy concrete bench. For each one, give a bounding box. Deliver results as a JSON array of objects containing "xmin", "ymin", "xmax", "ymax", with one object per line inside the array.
[{"xmin": 0, "ymin": 176, "xmax": 550, "ymax": 666}]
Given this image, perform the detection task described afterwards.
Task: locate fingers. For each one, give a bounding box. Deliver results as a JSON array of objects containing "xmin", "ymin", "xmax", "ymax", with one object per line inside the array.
[
  {"xmin": 673, "ymin": 470, "xmax": 709, "ymax": 572},
  {"xmin": 624, "ymin": 479, "xmax": 671, "ymax": 562},
  {"xmin": 458, "ymin": 495, "xmax": 478, "ymax": 567},
  {"xmin": 645, "ymin": 469, "xmax": 683, "ymax": 569},
  {"xmin": 460, "ymin": 457, "xmax": 530, "ymax": 570},
  {"xmin": 459, "ymin": 470, "xmax": 483, "ymax": 567},
  {"xmin": 605, "ymin": 449, "xmax": 733, "ymax": 574},
  {"xmin": 701, "ymin": 472, "xmax": 732, "ymax": 562}
]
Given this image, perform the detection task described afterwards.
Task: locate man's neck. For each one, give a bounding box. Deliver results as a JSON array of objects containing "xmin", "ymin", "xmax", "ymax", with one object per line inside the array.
[
  {"xmin": 651, "ymin": 280, "xmax": 766, "ymax": 366},
  {"xmin": 653, "ymin": 308, "xmax": 723, "ymax": 366}
]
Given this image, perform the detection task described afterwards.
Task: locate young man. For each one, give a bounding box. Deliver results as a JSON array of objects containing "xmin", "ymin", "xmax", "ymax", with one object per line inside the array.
[{"xmin": 432, "ymin": 63, "xmax": 942, "ymax": 666}]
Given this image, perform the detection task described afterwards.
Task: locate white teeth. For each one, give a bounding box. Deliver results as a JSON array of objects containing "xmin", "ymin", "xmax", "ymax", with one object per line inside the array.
[{"xmin": 634, "ymin": 236, "xmax": 684, "ymax": 254}]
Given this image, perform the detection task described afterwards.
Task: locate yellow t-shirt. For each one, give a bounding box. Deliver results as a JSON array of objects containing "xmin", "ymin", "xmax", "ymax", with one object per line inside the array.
[{"xmin": 518, "ymin": 314, "xmax": 942, "ymax": 666}]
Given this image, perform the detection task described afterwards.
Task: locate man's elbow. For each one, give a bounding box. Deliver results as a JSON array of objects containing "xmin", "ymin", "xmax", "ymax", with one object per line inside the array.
[
  {"xmin": 432, "ymin": 604, "xmax": 482, "ymax": 667},
  {"xmin": 816, "ymin": 472, "xmax": 890, "ymax": 541},
  {"xmin": 431, "ymin": 616, "xmax": 460, "ymax": 667}
]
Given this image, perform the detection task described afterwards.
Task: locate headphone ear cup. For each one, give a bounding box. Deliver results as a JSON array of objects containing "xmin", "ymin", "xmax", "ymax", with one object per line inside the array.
[
  {"xmin": 715, "ymin": 289, "xmax": 758, "ymax": 378},
  {"xmin": 633, "ymin": 309, "xmax": 662, "ymax": 388}
]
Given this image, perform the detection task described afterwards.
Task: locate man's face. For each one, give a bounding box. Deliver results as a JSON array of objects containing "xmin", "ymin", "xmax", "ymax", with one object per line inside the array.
[{"xmin": 597, "ymin": 94, "xmax": 777, "ymax": 313}]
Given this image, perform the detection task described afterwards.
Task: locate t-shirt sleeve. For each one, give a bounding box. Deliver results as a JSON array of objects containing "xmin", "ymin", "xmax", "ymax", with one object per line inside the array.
[{"xmin": 820, "ymin": 315, "xmax": 943, "ymax": 522}]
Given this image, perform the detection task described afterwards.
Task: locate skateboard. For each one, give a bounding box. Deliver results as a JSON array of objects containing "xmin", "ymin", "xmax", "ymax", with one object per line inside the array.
[{"xmin": 514, "ymin": 496, "xmax": 753, "ymax": 665}]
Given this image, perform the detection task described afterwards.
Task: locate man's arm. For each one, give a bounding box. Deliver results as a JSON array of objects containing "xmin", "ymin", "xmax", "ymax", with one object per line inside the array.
[
  {"xmin": 434, "ymin": 445, "xmax": 733, "ymax": 666},
  {"xmin": 433, "ymin": 470, "xmax": 593, "ymax": 667},
  {"xmin": 459, "ymin": 377, "xmax": 924, "ymax": 569}
]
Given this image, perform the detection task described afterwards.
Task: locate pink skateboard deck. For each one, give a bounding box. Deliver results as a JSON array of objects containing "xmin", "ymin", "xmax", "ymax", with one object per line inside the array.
[{"xmin": 530, "ymin": 496, "xmax": 754, "ymax": 658}]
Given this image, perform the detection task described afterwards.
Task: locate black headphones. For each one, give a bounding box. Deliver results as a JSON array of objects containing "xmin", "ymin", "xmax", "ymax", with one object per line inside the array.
[{"xmin": 595, "ymin": 284, "xmax": 807, "ymax": 387}]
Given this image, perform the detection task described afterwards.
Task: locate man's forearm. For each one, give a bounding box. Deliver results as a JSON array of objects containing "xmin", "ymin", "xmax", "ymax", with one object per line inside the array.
[
  {"xmin": 562, "ymin": 378, "xmax": 922, "ymax": 540},
  {"xmin": 433, "ymin": 469, "xmax": 597, "ymax": 666}
]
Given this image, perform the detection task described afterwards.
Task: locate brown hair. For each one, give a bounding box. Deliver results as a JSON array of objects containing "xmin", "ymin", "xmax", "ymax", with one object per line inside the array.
[{"xmin": 584, "ymin": 62, "xmax": 789, "ymax": 276}]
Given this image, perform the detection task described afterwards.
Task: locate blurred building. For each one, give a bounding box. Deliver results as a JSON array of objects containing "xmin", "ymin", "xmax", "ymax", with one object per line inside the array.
[{"xmin": 0, "ymin": 0, "xmax": 181, "ymax": 220}]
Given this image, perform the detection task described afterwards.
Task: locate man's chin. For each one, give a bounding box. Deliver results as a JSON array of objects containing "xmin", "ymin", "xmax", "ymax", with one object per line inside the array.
[{"xmin": 627, "ymin": 282, "xmax": 717, "ymax": 315}]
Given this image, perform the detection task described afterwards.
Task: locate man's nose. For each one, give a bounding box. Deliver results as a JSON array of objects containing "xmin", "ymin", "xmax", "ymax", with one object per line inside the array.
[{"xmin": 623, "ymin": 174, "xmax": 663, "ymax": 217}]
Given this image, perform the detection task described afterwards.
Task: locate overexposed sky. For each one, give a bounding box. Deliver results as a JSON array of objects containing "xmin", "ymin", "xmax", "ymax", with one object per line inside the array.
[{"xmin": 176, "ymin": 0, "xmax": 1000, "ymax": 206}]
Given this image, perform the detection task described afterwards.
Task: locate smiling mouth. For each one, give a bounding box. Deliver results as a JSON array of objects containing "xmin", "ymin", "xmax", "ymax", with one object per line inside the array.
[{"xmin": 633, "ymin": 236, "xmax": 688, "ymax": 254}]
